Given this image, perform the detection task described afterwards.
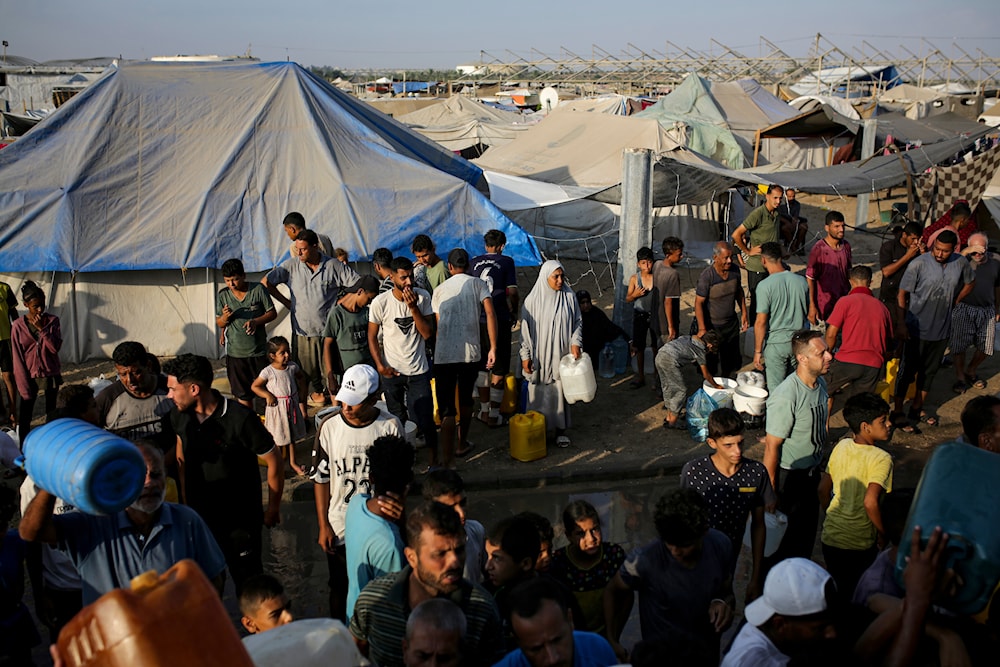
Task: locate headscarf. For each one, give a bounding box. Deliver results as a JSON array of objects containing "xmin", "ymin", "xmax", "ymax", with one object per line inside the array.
[{"xmin": 520, "ymin": 260, "xmax": 583, "ymax": 384}]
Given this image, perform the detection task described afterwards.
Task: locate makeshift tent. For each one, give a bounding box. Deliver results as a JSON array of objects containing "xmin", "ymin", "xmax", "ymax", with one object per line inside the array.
[
  {"xmin": 0, "ymin": 60, "xmax": 540, "ymax": 360},
  {"xmin": 789, "ymin": 65, "xmax": 902, "ymax": 98},
  {"xmin": 395, "ymin": 95, "xmax": 537, "ymax": 152}
]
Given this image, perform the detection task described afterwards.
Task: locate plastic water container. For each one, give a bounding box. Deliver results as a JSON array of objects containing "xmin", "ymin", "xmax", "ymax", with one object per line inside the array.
[
  {"xmin": 403, "ymin": 421, "xmax": 418, "ymax": 447},
  {"xmin": 611, "ymin": 337, "xmax": 630, "ymax": 375},
  {"xmin": 0, "ymin": 428, "xmax": 20, "ymax": 469},
  {"xmin": 884, "ymin": 358, "xmax": 917, "ymax": 401},
  {"xmin": 733, "ymin": 385, "xmax": 768, "ymax": 416},
  {"xmin": 598, "ymin": 344, "xmax": 616, "ymax": 379},
  {"xmin": 509, "ymin": 411, "xmax": 547, "ymax": 462},
  {"xmin": 500, "ymin": 375, "xmax": 518, "ymax": 416},
  {"xmin": 743, "ymin": 510, "xmax": 789, "ymax": 557},
  {"xmin": 631, "ymin": 347, "xmax": 655, "ymax": 375},
  {"xmin": 703, "ymin": 377, "xmax": 737, "ymax": 408},
  {"xmin": 897, "ymin": 442, "xmax": 1000, "ymax": 615},
  {"xmin": 22, "ymin": 419, "xmax": 146, "ymax": 516},
  {"xmin": 56, "ymin": 559, "xmax": 254, "ymax": 666},
  {"xmin": 559, "ymin": 353, "xmax": 597, "ymax": 404},
  {"xmin": 242, "ymin": 619, "xmax": 365, "ymax": 667}
]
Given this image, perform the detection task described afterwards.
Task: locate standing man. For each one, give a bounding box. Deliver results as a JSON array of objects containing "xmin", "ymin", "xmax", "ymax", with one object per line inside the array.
[
  {"xmin": 217, "ymin": 258, "xmax": 277, "ymax": 409},
  {"xmin": 164, "ymin": 354, "xmax": 284, "ymax": 594},
  {"xmin": 322, "ymin": 275, "xmax": 380, "ymax": 397},
  {"xmin": 921, "ymin": 200, "xmax": 977, "ymax": 250},
  {"xmin": 373, "ymin": 248, "xmax": 396, "ymax": 294},
  {"xmin": 263, "ymin": 228, "xmax": 359, "ymax": 407},
  {"xmin": 652, "ymin": 237, "xmax": 684, "ymax": 344},
  {"xmin": 894, "ymin": 230, "xmax": 975, "ymax": 429},
  {"xmin": 432, "ymin": 249, "xmax": 498, "ymax": 467},
  {"xmin": 368, "ymin": 257, "xmax": 438, "ymax": 469},
  {"xmin": 733, "ymin": 184, "xmax": 783, "ymax": 322},
  {"xmin": 951, "ymin": 232, "xmax": 1000, "ymax": 392},
  {"xmin": 282, "ymin": 211, "xmax": 333, "ymax": 258},
  {"xmin": 753, "ymin": 242, "xmax": 809, "ymax": 392},
  {"xmin": 878, "ymin": 221, "xmax": 924, "ymax": 340},
  {"xmin": 779, "ymin": 187, "xmax": 808, "ymax": 254},
  {"xmin": 96, "ymin": 341, "xmax": 173, "ymax": 450},
  {"xmin": 806, "ymin": 211, "xmax": 852, "ymax": 326},
  {"xmin": 694, "ymin": 242, "xmax": 748, "ymax": 378},
  {"xmin": 411, "ymin": 234, "xmax": 448, "ymax": 295},
  {"xmin": 471, "ymin": 230, "xmax": 519, "ymax": 425},
  {"xmin": 762, "ymin": 330, "xmax": 832, "ymax": 568}
]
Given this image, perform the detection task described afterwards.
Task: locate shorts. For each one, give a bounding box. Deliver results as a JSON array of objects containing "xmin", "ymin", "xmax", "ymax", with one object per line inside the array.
[
  {"xmin": 480, "ymin": 320, "xmax": 512, "ymax": 376},
  {"xmin": 226, "ymin": 355, "xmax": 268, "ymax": 401},
  {"xmin": 0, "ymin": 339, "xmax": 11, "ymax": 373},
  {"xmin": 950, "ymin": 302, "xmax": 995, "ymax": 356},
  {"xmin": 434, "ymin": 363, "xmax": 478, "ymax": 417},
  {"xmin": 826, "ymin": 359, "xmax": 881, "ymax": 397},
  {"xmin": 632, "ymin": 311, "xmax": 654, "ymax": 348}
]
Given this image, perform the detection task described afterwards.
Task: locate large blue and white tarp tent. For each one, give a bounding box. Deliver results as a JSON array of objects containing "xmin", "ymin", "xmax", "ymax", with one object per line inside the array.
[{"xmin": 0, "ymin": 60, "xmax": 539, "ymax": 361}]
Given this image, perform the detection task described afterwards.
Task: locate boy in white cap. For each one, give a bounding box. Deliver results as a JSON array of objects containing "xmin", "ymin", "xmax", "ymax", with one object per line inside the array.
[{"xmin": 721, "ymin": 558, "xmax": 837, "ymax": 666}]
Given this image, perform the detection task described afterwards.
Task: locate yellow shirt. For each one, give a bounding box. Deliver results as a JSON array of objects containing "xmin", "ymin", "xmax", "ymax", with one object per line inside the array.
[{"xmin": 821, "ymin": 437, "xmax": 893, "ymax": 551}]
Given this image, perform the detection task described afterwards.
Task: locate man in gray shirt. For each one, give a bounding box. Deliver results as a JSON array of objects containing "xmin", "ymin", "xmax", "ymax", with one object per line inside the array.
[
  {"xmin": 950, "ymin": 232, "xmax": 1000, "ymax": 393},
  {"xmin": 263, "ymin": 229, "xmax": 359, "ymax": 406}
]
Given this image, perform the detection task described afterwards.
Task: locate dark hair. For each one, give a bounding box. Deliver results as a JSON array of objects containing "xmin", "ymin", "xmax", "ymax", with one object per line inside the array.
[
  {"xmin": 637, "ymin": 247, "xmax": 655, "ymax": 262},
  {"xmin": 766, "ymin": 184, "xmax": 784, "ymax": 195},
  {"xmin": 843, "ymin": 392, "xmax": 889, "ymax": 434},
  {"xmin": 561, "ymin": 499, "xmax": 600, "ymax": 537},
  {"xmin": 961, "ymin": 395, "xmax": 1000, "ymax": 445},
  {"xmin": 484, "ymin": 229, "xmax": 506, "ymax": 249},
  {"xmin": 239, "ymin": 574, "xmax": 285, "ymax": 617},
  {"xmin": 825, "ymin": 210, "xmax": 845, "ymax": 225},
  {"xmin": 411, "ymin": 234, "xmax": 434, "ymax": 253},
  {"xmin": 112, "ymin": 341, "xmax": 149, "ymax": 368},
  {"xmin": 54, "ymin": 384, "xmax": 95, "ymax": 420},
  {"xmin": 662, "ymin": 237, "xmax": 684, "ymax": 255},
  {"xmin": 936, "ymin": 230, "xmax": 958, "ymax": 247},
  {"xmin": 701, "ymin": 330, "xmax": 721, "ymax": 349},
  {"xmin": 372, "ymin": 247, "xmax": 393, "ymax": 269},
  {"xmin": 515, "ymin": 511, "xmax": 554, "ymax": 545},
  {"xmin": 951, "ymin": 201, "xmax": 972, "ymax": 220},
  {"xmin": 575, "ymin": 290, "xmax": 591, "ymax": 304},
  {"xmin": 488, "ymin": 516, "xmax": 541, "ymax": 568},
  {"xmin": 282, "ymin": 212, "xmax": 306, "ymax": 230},
  {"xmin": 902, "ymin": 221, "xmax": 922, "ymax": 237},
  {"xmin": 506, "ymin": 577, "xmax": 570, "ymax": 622},
  {"xmin": 296, "ymin": 229, "xmax": 319, "ymax": 247},
  {"xmin": 791, "ymin": 329, "xmax": 823, "ymax": 357},
  {"xmin": 447, "ymin": 248, "xmax": 469, "ymax": 269},
  {"xmin": 267, "ymin": 336, "xmax": 290, "ymax": 357},
  {"xmin": 654, "ymin": 488, "xmax": 709, "ymax": 546},
  {"xmin": 367, "ymin": 435, "xmax": 415, "ymax": 497},
  {"xmin": 390, "ymin": 256, "xmax": 414, "ymax": 273},
  {"xmin": 161, "ymin": 354, "xmax": 213, "ymax": 388},
  {"xmin": 221, "ymin": 258, "xmax": 245, "ymax": 278},
  {"xmin": 760, "ymin": 241, "xmax": 784, "ymax": 262},
  {"xmin": 146, "ymin": 353, "xmax": 161, "ymax": 376},
  {"xmin": 422, "ymin": 468, "xmax": 466, "ymax": 500},
  {"xmin": 881, "ymin": 488, "xmax": 915, "ymax": 546},
  {"xmin": 405, "ymin": 501, "xmax": 464, "ymax": 549},
  {"xmin": 708, "ymin": 407, "xmax": 745, "ymax": 440},
  {"xmin": 20, "ymin": 280, "xmax": 44, "ymax": 304},
  {"xmin": 848, "ymin": 265, "xmax": 872, "ymax": 283},
  {"xmin": 334, "ymin": 247, "xmax": 348, "ymax": 260}
]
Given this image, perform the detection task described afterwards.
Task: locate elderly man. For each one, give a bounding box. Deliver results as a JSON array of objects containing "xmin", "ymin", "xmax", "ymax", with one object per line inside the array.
[
  {"xmin": 263, "ymin": 228, "xmax": 359, "ymax": 406},
  {"xmin": 19, "ymin": 442, "xmax": 226, "ymax": 604},
  {"xmin": 733, "ymin": 184, "xmax": 783, "ymax": 321},
  {"xmin": 96, "ymin": 340, "xmax": 174, "ymax": 450},
  {"xmin": 951, "ymin": 232, "xmax": 1000, "ymax": 393},
  {"xmin": 694, "ymin": 242, "xmax": 748, "ymax": 378},
  {"xmin": 403, "ymin": 598, "xmax": 467, "ymax": 667}
]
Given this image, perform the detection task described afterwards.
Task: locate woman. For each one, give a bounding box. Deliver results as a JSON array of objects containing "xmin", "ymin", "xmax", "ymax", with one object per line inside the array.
[{"xmin": 520, "ymin": 260, "xmax": 583, "ymax": 447}]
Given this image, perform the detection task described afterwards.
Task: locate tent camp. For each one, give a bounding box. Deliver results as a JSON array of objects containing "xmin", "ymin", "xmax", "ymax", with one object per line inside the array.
[
  {"xmin": 789, "ymin": 64, "xmax": 903, "ymax": 98},
  {"xmin": 0, "ymin": 60, "xmax": 540, "ymax": 361},
  {"xmin": 877, "ymin": 83, "xmax": 983, "ymax": 120},
  {"xmin": 395, "ymin": 94, "xmax": 537, "ymax": 154}
]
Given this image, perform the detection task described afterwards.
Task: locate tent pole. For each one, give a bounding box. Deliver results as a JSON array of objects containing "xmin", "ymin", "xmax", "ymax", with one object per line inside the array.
[
  {"xmin": 613, "ymin": 148, "xmax": 653, "ymax": 331},
  {"xmin": 753, "ymin": 130, "xmax": 761, "ymax": 168}
]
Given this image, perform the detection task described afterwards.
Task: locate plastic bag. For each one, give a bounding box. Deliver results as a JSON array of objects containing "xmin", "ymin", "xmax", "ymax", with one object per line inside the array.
[
  {"xmin": 736, "ymin": 371, "xmax": 766, "ymax": 389},
  {"xmin": 87, "ymin": 373, "xmax": 114, "ymax": 396},
  {"xmin": 685, "ymin": 388, "xmax": 718, "ymax": 442}
]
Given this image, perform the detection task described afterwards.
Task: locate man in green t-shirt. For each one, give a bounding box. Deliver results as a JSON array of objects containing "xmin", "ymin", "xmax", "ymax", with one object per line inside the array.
[
  {"xmin": 322, "ymin": 275, "xmax": 379, "ymax": 395},
  {"xmin": 412, "ymin": 234, "xmax": 448, "ymax": 295},
  {"xmin": 753, "ymin": 242, "xmax": 809, "ymax": 392},
  {"xmin": 216, "ymin": 259, "xmax": 277, "ymax": 408},
  {"xmin": 733, "ymin": 185, "xmax": 783, "ymax": 321},
  {"xmin": 0, "ymin": 281, "xmax": 17, "ymax": 424}
]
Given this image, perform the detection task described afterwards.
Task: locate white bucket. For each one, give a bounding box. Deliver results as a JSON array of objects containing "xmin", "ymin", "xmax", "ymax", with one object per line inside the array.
[
  {"xmin": 743, "ymin": 510, "xmax": 788, "ymax": 557},
  {"xmin": 404, "ymin": 420, "xmax": 418, "ymax": 447},
  {"xmin": 733, "ymin": 385, "xmax": 768, "ymax": 416},
  {"xmin": 703, "ymin": 377, "xmax": 737, "ymax": 408}
]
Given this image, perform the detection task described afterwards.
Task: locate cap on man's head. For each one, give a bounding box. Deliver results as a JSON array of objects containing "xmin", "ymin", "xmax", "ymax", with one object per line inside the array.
[
  {"xmin": 744, "ymin": 558, "xmax": 832, "ymax": 626},
  {"xmin": 575, "ymin": 289, "xmax": 591, "ymax": 303},
  {"xmin": 335, "ymin": 364, "xmax": 380, "ymax": 406},
  {"xmin": 346, "ymin": 275, "xmax": 380, "ymax": 294}
]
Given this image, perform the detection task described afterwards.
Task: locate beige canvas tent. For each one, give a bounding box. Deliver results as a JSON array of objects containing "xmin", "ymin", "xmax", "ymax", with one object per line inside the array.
[{"xmin": 395, "ymin": 95, "xmax": 537, "ymax": 153}]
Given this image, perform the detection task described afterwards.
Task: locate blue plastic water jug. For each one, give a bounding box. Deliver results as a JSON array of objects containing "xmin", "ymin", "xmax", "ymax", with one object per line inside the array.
[
  {"xmin": 598, "ymin": 344, "xmax": 615, "ymax": 379},
  {"xmin": 22, "ymin": 419, "xmax": 146, "ymax": 516},
  {"xmin": 611, "ymin": 337, "xmax": 630, "ymax": 375},
  {"xmin": 896, "ymin": 442, "xmax": 1000, "ymax": 615}
]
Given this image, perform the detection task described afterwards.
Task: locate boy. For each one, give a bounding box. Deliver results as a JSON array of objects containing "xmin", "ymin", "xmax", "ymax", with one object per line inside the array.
[
  {"xmin": 216, "ymin": 258, "xmax": 277, "ymax": 409},
  {"xmin": 655, "ymin": 329, "xmax": 722, "ymax": 428},
  {"xmin": 411, "ymin": 234, "xmax": 447, "ymax": 294},
  {"xmin": 680, "ymin": 407, "xmax": 774, "ymax": 602},
  {"xmin": 282, "ymin": 211, "xmax": 333, "ymax": 258},
  {"xmin": 240, "ymin": 573, "xmax": 294, "ymax": 635},
  {"xmin": 322, "ymin": 275, "xmax": 379, "ymax": 396},
  {"xmin": 422, "ymin": 468, "xmax": 487, "ymax": 583},
  {"xmin": 818, "ymin": 391, "xmax": 893, "ymax": 601},
  {"xmin": 626, "ymin": 247, "xmax": 656, "ymax": 388}
]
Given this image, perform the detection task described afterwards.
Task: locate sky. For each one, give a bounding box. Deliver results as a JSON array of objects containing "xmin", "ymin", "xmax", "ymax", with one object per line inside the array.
[{"xmin": 4, "ymin": 0, "xmax": 999, "ymax": 72}]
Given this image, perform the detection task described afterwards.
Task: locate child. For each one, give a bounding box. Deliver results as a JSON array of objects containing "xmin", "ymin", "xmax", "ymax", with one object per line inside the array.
[
  {"xmin": 217, "ymin": 258, "xmax": 277, "ymax": 409},
  {"xmin": 253, "ymin": 336, "xmax": 307, "ymax": 476},
  {"xmin": 818, "ymin": 391, "xmax": 893, "ymax": 601},
  {"xmin": 625, "ymin": 247, "xmax": 656, "ymax": 388},
  {"xmin": 422, "ymin": 468, "xmax": 487, "ymax": 583},
  {"xmin": 52, "ymin": 384, "xmax": 99, "ymax": 424},
  {"xmin": 655, "ymin": 329, "xmax": 721, "ymax": 428},
  {"xmin": 10, "ymin": 281, "xmax": 61, "ymax": 440},
  {"xmin": 239, "ymin": 573, "xmax": 294, "ymax": 635},
  {"xmin": 548, "ymin": 499, "xmax": 626, "ymax": 633},
  {"xmin": 680, "ymin": 407, "xmax": 774, "ymax": 601},
  {"xmin": 516, "ymin": 510, "xmax": 554, "ymax": 573}
]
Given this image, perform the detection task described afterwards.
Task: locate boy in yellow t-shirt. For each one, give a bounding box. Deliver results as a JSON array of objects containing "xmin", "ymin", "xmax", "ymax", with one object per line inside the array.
[{"xmin": 818, "ymin": 392, "xmax": 893, "ymax": 602}]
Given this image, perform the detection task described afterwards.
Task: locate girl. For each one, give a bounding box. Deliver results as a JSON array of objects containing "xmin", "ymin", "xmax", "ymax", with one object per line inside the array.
[
  {"xmin": 252, "ymin": 336, "xmax": 307, "ymax": 476},
  {"xmin": 10, "ymin": 281, "xmax": 62, "ymax": 440}
]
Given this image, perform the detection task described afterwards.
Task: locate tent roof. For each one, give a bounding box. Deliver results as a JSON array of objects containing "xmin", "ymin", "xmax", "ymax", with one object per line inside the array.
[
  {"xmin": 0, "ymin": 61, "xmax": 541, "ymax": 272},
  {"xmin": 708, "ymin": 79, "xmax": 799, "ymax": 132},
  {"xmin": 396, "ymin": 95, "xmax": 537, "ymax": 150}
]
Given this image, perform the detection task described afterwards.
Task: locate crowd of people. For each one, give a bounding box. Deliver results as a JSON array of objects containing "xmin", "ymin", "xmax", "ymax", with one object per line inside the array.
[{"xmin": 0, "ymin": 194, "xmax": 997, "ymax": 666}]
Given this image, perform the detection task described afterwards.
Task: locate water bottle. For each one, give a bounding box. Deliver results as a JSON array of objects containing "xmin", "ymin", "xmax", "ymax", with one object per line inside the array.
[
  {"xmin": 598, "ymin": 344, "xmax": 615, "ymax": 378},
  {"xmin": 611, "ymin": 337, "xmax": 630, "ymax": 375}
]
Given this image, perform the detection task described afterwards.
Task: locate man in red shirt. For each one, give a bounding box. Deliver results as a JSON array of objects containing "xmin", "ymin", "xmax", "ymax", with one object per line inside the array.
[
  {"xmin": 807, "ymin": 211, "xmax": 852, "ymax": 325},
  {"xmin": 824, "ymin": 265, "xmax": 893, "ymax": 418}
]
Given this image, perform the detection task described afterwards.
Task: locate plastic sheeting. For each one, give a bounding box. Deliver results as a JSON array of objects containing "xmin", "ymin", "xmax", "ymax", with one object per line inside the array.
[{"xmin": 396, "ymin": 95, "xmax": 537, "ymax": 151}]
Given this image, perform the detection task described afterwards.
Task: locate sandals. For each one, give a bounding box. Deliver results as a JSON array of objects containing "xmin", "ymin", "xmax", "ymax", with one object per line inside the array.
[
  {"xmin": 556, "ymin": 435, "xmax": 571, "ymax": 448},
  {"xmin": 908, "ymin": 408, "xmax": 939, "ymax": 428},
  {"xmin": 953, "ymin": 381, "xmax": 969, "ymax": 394},
  {"xmin": 663, "ymin": 417, "xmax": 687, "ymax": 430},
  {"xmin": 971, "ymin": 376, "xmax": 987, "ymax": 390},
  {"xmin": 476, "ymin": 412, "xmax": 508, "ymax": 428},
  {"xmin": 890, "ymin": 412, "xmax": 921, "ymax": 435}
]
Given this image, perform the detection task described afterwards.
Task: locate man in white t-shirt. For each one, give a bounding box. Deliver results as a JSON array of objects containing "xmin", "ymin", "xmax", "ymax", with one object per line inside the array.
[
  {"xmin": 368, "ymin": 256, "xmax": 437, "ymax": 469},
  {"xmin": 432, "ymin": 249, "xmax": 498, "ymax": 468},
  {"xmin": 310, "ymin": 363, "xmax": 403, "ymax": 622}
]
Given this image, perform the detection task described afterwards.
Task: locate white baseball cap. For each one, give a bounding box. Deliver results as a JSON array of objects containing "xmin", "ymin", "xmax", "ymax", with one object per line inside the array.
[
  {"xmin": 335, "ymin": 364, "xmax": 380, "ymax": 406},
  {"xmin": 744, "ymin": 558, "xmax": 833, "ymax": 626}
]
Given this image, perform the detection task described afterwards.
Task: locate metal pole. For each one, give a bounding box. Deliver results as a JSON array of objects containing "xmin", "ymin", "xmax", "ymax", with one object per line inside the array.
[
  {"xmin": 614, "ymin": 148, "xmax": 653, "ymax": 330},
  {"xmin": 854, "ymin": 118, "xmax": 878, "ymax": 228}
]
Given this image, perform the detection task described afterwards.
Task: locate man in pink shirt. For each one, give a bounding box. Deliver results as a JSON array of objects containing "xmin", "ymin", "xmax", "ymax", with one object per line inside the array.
[{"xmin": 807, "ymin": 211, "xmax": 852, "ymax": 325}]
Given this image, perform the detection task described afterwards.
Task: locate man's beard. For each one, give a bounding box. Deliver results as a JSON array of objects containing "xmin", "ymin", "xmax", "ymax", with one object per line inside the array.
[{"xmin": 130, "ymin": 489, "xmax": 166, "ymax": 514}]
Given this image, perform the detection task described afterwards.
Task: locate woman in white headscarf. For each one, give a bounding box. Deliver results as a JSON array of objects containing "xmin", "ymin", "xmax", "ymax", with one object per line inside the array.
[{"xmin": 520, "ymin": 260, "xmax": 584, "ymax": 447}]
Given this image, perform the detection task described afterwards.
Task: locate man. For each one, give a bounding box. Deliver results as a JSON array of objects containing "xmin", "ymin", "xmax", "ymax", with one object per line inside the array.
[
  {"xmin": 471, "ymin": 229, "xmax": 520, "ymax": 425},
  {"xmin": 217, "ymin": 258, "xmax": 277, "ymax": 409},
  {"xmin": 433, "ymin": 248, "xmax": 498, "ymax": 466},
  {"xmin": 263, "ymin": 228, "xmax": 360, "ymax": 406},
  {"xmin": 878, "ymin": 221, "xmax": 924, "ymax": 330},
  {"xmin": 806, "ymin": 211, "xmax": 852, "ymax": 325},
  {"xmin": 951, "ymin": 232, "xmax": 1000, "ymax": 392},
  {"xmin": 921, "ymin": 200, "xmax": 976, "ymax": 250},
  {"xmin": 95, "ymin": 340, "xmax": 174, "ymax": 450},
  {"xmin": 894, "ymin": 230, "xmax": 975, "ymax": 429},
  {"xmin": 403, "ymin": 598, "xmax": 467, "ymax": 667},
  {"xmin": 165, "ymin": 353, "xmax": 284, "ymax": 593},
  {"xmin": 824, "ymin": 265, "xmax": 893, "ymax": 413},
  {"xmin": 350, "ymin": 502, "xmax": 504, "ymax": 667},
  {"xmin": 19, "ymin": 443, "xmax": 226, "ymax": 604},
  {"xmin": 312, "ymin": 362, "xmax": 403, "ymax": 621},
  {"xmin": 373, "ymin": 247, "xmax": 396, "ymax": 294},
  {"xmin": 721, "ymin": 558, "xmax": 837, "ymax": 667},
  {"xmin": 960, "ymin": 395, "xmax": 1000, "ymax": 453},
  {"xmin": 763, "ymin": 330, "xmax": 832, "ymax": 567},
  {"xmin": 652, "ymin": 237, "xmax": 684, "ymax": 343},
  {"xmin": 694, "ymin": 242, "xmax": 748, "ymax": 378},
  {"xmin": 494, "ymin": 577, "xmax": 618, "ymax": 667},
  {"xmin": 368, "ymin": 256, "xmax": 438, "ymax": 469},
  {"xmin": 323, "ymin": 274, "xmax": 379, "ymax": 396},
  {"xmin": 282, "ymin": 210, "xmax": 334, "ymax": 258},
  {"xmin": 604, "ymin": 489, "xmax": 734, "ymax": 660},
  {"xmin": 423, "ymin": 468, "xmax": 488, "ymax": 584},
  {"xmin": 753, "ymin": 242, "xmax": 809, "ymax": 391},
  {"xmin": 239, "ymin": 573, "xmax": 294, "ymax": 635},
  {"xmin": 412, "ymin": 234, "xmax": 448, "ymax": 294},
  {"xmin": 779, "ymin": 187, "xmax": 808, "ymax": 254},
  {"xmin": 733, "ymin": 184, "xmax": 783, "ymax": 321}
]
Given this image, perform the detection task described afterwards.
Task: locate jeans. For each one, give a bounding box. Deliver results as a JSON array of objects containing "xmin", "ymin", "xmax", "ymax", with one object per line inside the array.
[{"xmin": 383, "ymin": 371, "xmax": 437, "ymax": 450}]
